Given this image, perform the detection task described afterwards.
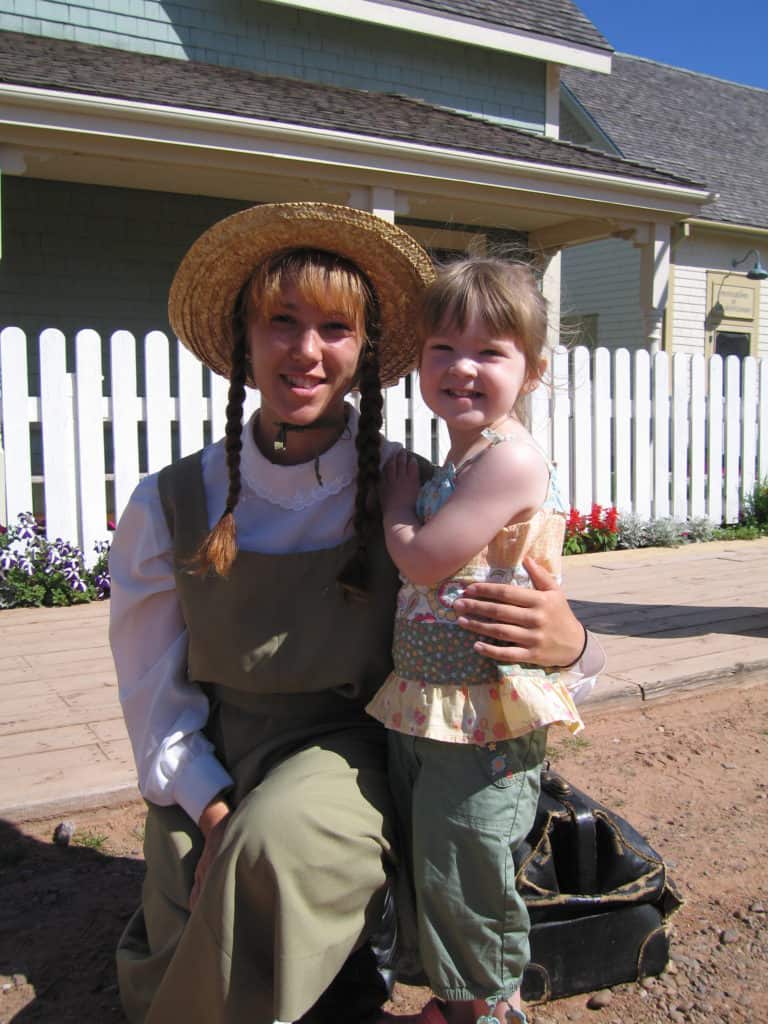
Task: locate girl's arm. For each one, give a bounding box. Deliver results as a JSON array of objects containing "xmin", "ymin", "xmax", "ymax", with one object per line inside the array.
[{"xmin": 381, "ymin": 443, "xmax": 549, "ymax": 586}]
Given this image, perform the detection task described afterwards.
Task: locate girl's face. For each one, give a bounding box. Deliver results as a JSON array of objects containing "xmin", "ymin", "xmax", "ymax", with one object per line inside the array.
[
  {"xmin": 419, "ymin": 311, "xmax": 539, "ymax": 438},
  {"xmin": 247, "ymin": 283, "xmax": 364, "ymax": 443}
]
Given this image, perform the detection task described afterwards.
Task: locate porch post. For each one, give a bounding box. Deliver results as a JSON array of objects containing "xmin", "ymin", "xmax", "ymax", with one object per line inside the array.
[
  {"xmin": 638, "ymin": 222, "xmax": 671, "ymax": 354},
  {"xmin": 540, "ymin": 250, "xmax": 562, "ymax": 350},
  {"xmin": 346, "ymin": 186, "xmax": 397, "ymax": 223}
]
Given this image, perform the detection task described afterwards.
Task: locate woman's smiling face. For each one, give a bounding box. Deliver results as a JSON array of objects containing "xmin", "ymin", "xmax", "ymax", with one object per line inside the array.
[{"xmin": 247, "ymin": 282, "xmax": 364, "ymax": 436}]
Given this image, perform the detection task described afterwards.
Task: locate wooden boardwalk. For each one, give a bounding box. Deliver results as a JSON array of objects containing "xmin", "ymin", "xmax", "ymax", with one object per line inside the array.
[{"xmin": 1, "ymin": 539, "xmax": 767, "ymax": 821}]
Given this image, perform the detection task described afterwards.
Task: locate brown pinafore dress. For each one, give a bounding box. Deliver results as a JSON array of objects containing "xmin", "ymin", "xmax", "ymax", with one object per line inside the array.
[{"xmin": 116, "ymin": 451, "xmax": 402, "ymax": 1024}]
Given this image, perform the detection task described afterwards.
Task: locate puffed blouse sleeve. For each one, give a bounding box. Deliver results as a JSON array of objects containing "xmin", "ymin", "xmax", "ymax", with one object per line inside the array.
[
  {"xmin": 563, "ymin": 631, "xmax": 606, "ymax": 704},
  {"xmin": 108, "ymin": 474, "xmax": 233, "ymax": 824}
]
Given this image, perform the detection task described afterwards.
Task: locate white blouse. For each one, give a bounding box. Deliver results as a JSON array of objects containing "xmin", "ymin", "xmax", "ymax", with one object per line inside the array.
[{"xmin": 109, "ymin": 407, "xmax": 604, "ymax": 824}]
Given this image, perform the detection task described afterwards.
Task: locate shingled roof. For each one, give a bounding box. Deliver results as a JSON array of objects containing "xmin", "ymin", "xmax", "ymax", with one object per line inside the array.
[
  {"xmin": 0, "ymin": 31, "xmax": 697, "ymax": 192},
  {"xmin": 404, "ymin": 0, "xmax": 611, "ymax": 52},
  {"xmin": 563, "ymin": 54, "xmax": 768, "ymax": 229}
]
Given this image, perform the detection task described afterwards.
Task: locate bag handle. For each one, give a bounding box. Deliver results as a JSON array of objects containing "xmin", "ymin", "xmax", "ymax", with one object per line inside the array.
[{"xmin": 541, "ymin": 770, "xmax": 597, "ymax": 893}]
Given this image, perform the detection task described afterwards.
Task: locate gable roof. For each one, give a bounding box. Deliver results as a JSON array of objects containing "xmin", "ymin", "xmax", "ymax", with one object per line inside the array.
[
  {"xmin": 404, "ymin": 0, "xmax": 611, "ymax": 51},
  {"xmin": 0, "ymin": 31, "xmax": 697, "ymax": 192},
  {"xmin": 562, "ymin": 54, "xmax": 768, "ymax": 229}
]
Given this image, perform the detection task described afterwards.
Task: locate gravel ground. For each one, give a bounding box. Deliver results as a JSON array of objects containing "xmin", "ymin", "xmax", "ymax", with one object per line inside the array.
[{"xmin": 1, "ymin": 678, "xmax": 767, "ymax": 1023}]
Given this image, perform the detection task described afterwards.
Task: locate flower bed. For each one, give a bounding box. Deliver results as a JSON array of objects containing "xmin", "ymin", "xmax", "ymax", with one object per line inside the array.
[{"xmin": 0, "ymin": 513, "xmax": 110, "ymax": 609}]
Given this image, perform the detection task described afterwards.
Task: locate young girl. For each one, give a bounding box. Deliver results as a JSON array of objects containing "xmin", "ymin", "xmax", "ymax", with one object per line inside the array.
[{"xmin": 367, "ymin": 257, "xmax": 587, "ymax": 1024}]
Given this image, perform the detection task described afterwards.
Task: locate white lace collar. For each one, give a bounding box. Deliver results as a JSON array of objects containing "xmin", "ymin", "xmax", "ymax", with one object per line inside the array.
[{"xmin": 239, "ymin": 405, "xmax": 358, "ymax": 511}]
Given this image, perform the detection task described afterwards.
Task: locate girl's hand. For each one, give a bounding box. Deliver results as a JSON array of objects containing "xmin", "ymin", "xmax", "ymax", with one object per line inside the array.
[
  {"xmin": 454, "ymin": 556, "xmax": 586, "ymax": 667},
  {"xmin": 190, "ymin": 798, "xmax": 231, "ymax": 911},
  {"xmin": 381, "ymin": 450, "xmax": 421, "ymax": 517}
]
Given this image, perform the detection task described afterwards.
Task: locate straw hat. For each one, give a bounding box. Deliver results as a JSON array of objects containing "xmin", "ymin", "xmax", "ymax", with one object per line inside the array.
[{"xmin": 168, "ymin": 201, "xmax": 435, "ymax": 388}]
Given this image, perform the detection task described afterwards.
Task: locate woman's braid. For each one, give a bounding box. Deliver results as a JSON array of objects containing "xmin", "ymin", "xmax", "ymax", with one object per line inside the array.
[
  {"xmin": 337, "ymin": 343, "xmax": 383, "ymax": 598},
  {"xmin": 194, "ymin": 323, "xmax": 248, "ymax": 577}
]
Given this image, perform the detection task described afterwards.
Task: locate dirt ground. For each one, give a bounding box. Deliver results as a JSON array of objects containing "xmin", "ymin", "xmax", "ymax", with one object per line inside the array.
[{"xmin": 1, "ymin": 678, "xmax": 766, "ymax": 1024}]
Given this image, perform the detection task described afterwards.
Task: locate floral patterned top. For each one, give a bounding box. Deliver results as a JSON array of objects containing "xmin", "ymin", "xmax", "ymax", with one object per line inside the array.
[{"xmin": 366, "ymin": 434, "xmax": 584, "ymax": 745}]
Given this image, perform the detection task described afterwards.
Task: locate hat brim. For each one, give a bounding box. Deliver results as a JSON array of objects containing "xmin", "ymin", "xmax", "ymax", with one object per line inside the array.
[{"xmin": 168, "ymin": 202, "xmax": 435, "ymax": 388}]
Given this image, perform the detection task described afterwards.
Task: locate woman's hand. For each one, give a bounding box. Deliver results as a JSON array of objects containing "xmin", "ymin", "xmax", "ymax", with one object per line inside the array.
[
  {"xmin": 380, "ymin": 450, "xmax": 421, "ymax": 520},
  {"xmin": 454, "ymin": 557, "xmax": 586, "ymax": 667},
  {"xmin": 190, "ymin": 798, "xmax": 231, "ymax": 911}
]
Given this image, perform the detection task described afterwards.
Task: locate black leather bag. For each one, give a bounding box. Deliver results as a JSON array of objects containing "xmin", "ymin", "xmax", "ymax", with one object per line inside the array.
[{"xmin": 514, "ymin": 769, "xmax": 682, "ymax": 1002}]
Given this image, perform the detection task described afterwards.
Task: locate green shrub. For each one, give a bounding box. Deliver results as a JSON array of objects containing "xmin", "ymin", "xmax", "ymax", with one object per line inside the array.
[{"xmin": 742, "ymin": 477, "xmax": 768, "ymax": 527}]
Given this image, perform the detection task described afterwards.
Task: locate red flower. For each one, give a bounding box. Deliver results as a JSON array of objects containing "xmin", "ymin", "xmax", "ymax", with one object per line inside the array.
[
  {"xmin": 605, "ymin": 507, "xmax": 619, "ymax": 532},
  {"xmin": 589, "ymin": 503, "xmax": 603, "ymax": 528}
]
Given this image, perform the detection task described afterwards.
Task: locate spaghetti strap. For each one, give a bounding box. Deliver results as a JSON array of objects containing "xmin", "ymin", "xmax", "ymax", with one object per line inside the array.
[{"xmin": 473, "ymin": 428, "xmax": 567, "ymax": 513}]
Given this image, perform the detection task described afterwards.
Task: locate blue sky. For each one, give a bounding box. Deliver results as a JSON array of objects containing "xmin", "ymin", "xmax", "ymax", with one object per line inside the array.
[{"xmin": 576, "ymin": 1, "xmax": 768, "ymax": 90}]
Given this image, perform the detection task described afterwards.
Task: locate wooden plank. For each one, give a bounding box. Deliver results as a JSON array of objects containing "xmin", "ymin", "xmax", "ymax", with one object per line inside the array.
[
  {"xmin": 633, "ymin": 349, "xmax": 651, "ymax": 519},
  {"xmin": 111, "ymin": 330, "xmax": 141, "ymax": 522},
  {"xmin": 592, "ymin": 347, "xmax": 611, "ymax": 506},
  {"xmin": 740, "ymin": 356, "xmax": 757, "ymax": 506},
  {"xmin": 383, "ymin": 376, "xmax": 408, "ymax": 449},
  {"xmin": 178, "ymin": 340, "xmax": 205, "ymax": 457},
  {"xmin": 74, "ymin": 329, "xmax": 109, "ymax": 563},
  {"xmin": 689, "ymin": 353, "xmax": 706, "ymax": 518},
  {"xmin": 723, "ymin": 355, "xmax": 741, "ymax": 523},
  {"xmin": 671, "ymin": 352, "xmax": 690, "ymax": 520},
  {"xmin": 410, "ymin": 382, "xmax": 433, "ymax": 461},
  {"xmin": 551, "ymin": 346, "xmax": 571, "ymax": 506},
  {"xmin": 571, "ymin": 346, "xmax": 592, "ymax": 512},
  {"xmin": 652, "ymin": 350, "xmax": 670, "ymax": 519},
  {"xmin": 0, "ymin": 723, "xmax": 97, "ymax": 759},
  {"xmin": 613, "ymin": 348, "xmax": 631, "ymax": 511},
  {"xmin": 40, "ymin": 329, "xmax": 78, "ymax": 544},
  {"xmin": 0, "ymin": 326, "xmax": 34, "ymax": 519},
  {"xmin": 145, "ymin": 330, "xmax": 173, "ymax": 473},
  {"xmin": 759, "ymin": 359, "xmax": 768, "ymax": 482},
  {"xmin": 706, "ymin": 355, "xmax": 723, "ymax": 525}
]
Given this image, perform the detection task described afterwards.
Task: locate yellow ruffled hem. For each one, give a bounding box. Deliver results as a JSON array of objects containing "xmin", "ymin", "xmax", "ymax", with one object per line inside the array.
[{"xmin": 366, "ymin": 672, "xmax": 584, "ymax": 745}]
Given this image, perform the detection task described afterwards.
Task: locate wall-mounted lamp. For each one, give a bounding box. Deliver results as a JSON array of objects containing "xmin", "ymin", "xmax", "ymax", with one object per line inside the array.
[{"xmin": 731, "ymin": 249, "xmax": 768, "ymax": 281}]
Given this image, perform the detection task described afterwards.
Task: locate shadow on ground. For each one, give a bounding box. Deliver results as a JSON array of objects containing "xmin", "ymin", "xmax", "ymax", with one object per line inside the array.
[
  {"xmin": 570, "ymin": 601, "xmax": 768, "ymax": 639},
  {"xmin": 0, "ymin": 818, "xmax": 143, "ymax": 1022}
]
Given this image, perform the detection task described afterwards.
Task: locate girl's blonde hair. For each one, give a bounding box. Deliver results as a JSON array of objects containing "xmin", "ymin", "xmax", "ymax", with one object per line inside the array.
[
  {"xmin": 195, "ymin": 248, "xmax": 384, "ymax": 596},
  {"xmin": 418, "ymin": 256, "xmax": 548, "ymax": 387}
]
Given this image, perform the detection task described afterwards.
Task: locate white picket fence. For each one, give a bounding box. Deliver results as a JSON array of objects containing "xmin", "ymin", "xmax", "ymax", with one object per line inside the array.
[{"xmin": 1, "ymin": 327, "xmax": 767, "ymax": 562}]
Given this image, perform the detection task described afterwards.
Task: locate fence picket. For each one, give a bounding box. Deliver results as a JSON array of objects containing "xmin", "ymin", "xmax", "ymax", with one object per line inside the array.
[
  {"xmin": 633, "ymin": 350, "xmax": 651, "ymax": 520},
  {"xmin": 551, "ymin": 347, "xmax": 571, "ymax": 505},
  {"xmin": 383, "ymin": 378, "xmax": 408, "ymax": 449},
  {"xmin": 652, "ymin": 352, "xmax": 670, "ymax": 519},
  {"xmin": 741, "ymin": 357, "xmax": 757, "ymax": 506},
  {"xmin": 724, "ymin": 356, "xmax": 741, "ymax": 524},
  {"xmin": 689, "ymin": 354, "xmax": 706, "ymax": 518},
  {"xmin": 410, "ymin": 385, "xmax": 433, "ymax": 462},
  {"xmin": 592, "ymin": 348, "xmax": 611, "ymax": 507},
  {"xmin": 760, "ymin": 360, "xmax": 768, "ymax": 484},
  {"xmin": 671, "ymin": 353, "xmax": 690, "ymax": 521},
  {"xmin": 74, "ymin": 330, "xmax": 108, "ymax": 560},
  {"xmin": 178, "ymin": 341, "xmax": 205, "ymax": 457},
  {"xmin": 571, "ymin": 347, "xmax": 592, "ymax": 512},
  {"xmin": 613, "ymin": 348, "xmax": 631, "ymax": 511},
  {"xmin": 40, "ymin": 330, "xmax": 78, "ymax": 543},
  {"xmin": 0, "ymin": 327, "xmax": 34, "ymax": 522},
  {"xmin": 530, "ymin": 383, "xmax": 551, "ymax": 460},
  {"xmin": 707, "ymin": 356, "xmax": 724, "ymax": 525},
  {"xmin": 111, "ymin": 331, "xmax": 141, "ymax": 523},
  {"xmin": 145, "ymin": 331, "xmax": 173, "ymax": 473}
]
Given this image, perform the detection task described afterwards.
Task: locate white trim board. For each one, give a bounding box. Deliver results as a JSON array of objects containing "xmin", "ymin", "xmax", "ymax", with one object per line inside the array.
[
  {"xmin": 0, "ymin": 85, "xmax": 712, "ymax": 218},
  {"xmin": 260, "ymin": 0, "xmax": 613, "ymax": 72}
]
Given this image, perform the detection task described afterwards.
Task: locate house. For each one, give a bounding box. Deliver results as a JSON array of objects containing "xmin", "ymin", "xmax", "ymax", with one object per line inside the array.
[
  {"xmin": 0, "ymin": 1, "xmax": 711, "ymax": 362},
  {"xmin": 560, "ymin": 54, "xmax": 768, "ymax": 358}
]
